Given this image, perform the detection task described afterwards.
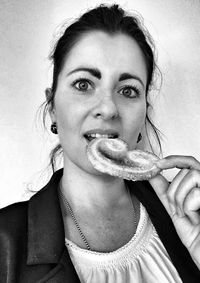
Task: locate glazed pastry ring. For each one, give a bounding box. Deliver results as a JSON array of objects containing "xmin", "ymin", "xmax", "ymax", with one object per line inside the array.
[{"xmin": 87, "ymin": 138, "xmax": 161, "ymax": 181}]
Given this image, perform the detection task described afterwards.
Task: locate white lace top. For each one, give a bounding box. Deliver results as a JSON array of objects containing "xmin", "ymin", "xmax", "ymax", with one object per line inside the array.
[{"xmin": 65, "ymin": 204, "xmax": 182, "ymax": 283}]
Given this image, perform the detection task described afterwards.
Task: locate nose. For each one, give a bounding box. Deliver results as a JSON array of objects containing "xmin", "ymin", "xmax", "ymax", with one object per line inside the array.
[{"xmin": 93, "ymin": 93, "xmax": 119, "ymax": 120}]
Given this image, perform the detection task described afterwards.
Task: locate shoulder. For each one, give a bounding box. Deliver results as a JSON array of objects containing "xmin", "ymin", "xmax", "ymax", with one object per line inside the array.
[
  {"xmin": 0, "ymin": 201, "xmax": 28, "ymax": 238},
  {"xmin": 0, "ymin": 200, "xmax": 28, "ymax": 219}
]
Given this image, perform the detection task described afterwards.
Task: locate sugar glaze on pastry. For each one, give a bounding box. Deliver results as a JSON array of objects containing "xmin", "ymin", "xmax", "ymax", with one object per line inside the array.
[{"xmin": 87, "ymin": 137, "xmax": 161, "ymax": 181}]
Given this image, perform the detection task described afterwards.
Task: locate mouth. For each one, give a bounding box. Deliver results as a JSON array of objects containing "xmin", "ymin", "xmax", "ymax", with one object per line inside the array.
[{"xmin": 83, "ymin": 133, "xmax": 119, "ymax": 143}]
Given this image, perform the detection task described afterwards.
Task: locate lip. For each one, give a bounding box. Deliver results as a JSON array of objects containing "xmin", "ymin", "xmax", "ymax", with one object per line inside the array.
[{"xmin": 83, "ymin": 128, "xmax": 119, "ymax": 137}]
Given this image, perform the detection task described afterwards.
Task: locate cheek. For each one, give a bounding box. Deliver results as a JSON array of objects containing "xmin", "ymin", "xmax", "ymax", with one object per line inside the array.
[
  {"xmin": 54, "ymin": 98, "xmax": 80, "ymax": 138},
  {"xmin": 125, "ymin": 102, "xmax": 146, "ymax": 129},
  {"xmin": 57, "ymin": 106, "xmax": 73, "ymax": 129}
]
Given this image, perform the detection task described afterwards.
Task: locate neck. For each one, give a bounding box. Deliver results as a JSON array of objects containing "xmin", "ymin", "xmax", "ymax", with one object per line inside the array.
[{"xmin": 61, "ymin": 158, "xmax": 127, "ymax": 210}]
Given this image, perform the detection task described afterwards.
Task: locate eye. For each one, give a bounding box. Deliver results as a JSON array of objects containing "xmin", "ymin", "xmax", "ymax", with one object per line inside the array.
[
  {"xmin": 119, "ymin": 85, "xmax": 141, "ymax": 98},
  {"xmin": 72, "ymin": 78, "xmax": 93, "ymax": 92}
]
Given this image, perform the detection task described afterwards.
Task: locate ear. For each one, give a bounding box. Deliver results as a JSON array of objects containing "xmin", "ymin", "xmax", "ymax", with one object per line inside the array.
[{"xmin": 45, "ymin": 88, "xmax": 56, "ymax": 122}]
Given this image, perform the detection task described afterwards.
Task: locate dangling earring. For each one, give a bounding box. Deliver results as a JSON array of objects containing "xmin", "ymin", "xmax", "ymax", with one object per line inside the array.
[
  {"xmin": 137, "ymin": 133, "xmax": 142, "ymax": 143},
  {"xmin": 51, "ymin": 122, "xmax": 58, "ymax": 134}
]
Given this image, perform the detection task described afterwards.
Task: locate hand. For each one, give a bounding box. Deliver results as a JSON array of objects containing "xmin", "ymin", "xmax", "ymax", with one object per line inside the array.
[{"xmin": 149, "ymin": 155, "xmax": 200, "ymax": 269}]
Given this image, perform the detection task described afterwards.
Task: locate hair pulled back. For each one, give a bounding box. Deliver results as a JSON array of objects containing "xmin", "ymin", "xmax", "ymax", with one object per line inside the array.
[{"xmin": 41, "ymin": 4, "xmax": 162, "ymax": 172}]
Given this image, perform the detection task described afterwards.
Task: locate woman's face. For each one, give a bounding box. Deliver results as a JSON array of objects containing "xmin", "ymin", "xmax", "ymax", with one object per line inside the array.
[{"xmin": 50, "ymin": 31, "xmax": 147, "ymax": 175}]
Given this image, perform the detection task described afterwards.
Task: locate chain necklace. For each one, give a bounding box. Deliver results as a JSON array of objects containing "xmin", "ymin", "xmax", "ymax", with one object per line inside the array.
[{"xmin": 59, "ymin": 180, "xmax": 137, "ymax": 251}]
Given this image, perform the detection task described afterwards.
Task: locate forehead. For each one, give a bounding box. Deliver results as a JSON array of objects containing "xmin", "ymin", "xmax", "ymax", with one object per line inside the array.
[{"xmin": 61, "ymin": 31, "xmax": 147, "ymax": 83}]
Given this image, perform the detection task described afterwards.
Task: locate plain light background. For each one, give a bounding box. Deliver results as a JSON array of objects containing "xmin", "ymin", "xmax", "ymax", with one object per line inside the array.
[{"xmin": 0, "ymin": 0, "xmax": 200, "ymax": 208}]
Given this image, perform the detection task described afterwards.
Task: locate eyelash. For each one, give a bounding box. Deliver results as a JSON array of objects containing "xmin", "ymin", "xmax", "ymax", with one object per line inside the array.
[
  {"xmin": 72, "ymin": 78, "xmax": 93, "ymax": 92},
  {"xmin": 71, "ymin": 78, "xmax": 141, "ymax": 98},
  {"xmin": 119, "ymin": 85, "xmax": 141, "ymax": 98}
]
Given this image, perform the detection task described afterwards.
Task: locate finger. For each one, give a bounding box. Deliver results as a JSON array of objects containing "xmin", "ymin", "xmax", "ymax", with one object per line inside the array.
[
  {"xmin": 174, "ymin": 169, "xmax": 200, "ymax": 216},
  {"xmin": 149, "ymin": 173, "xmax": 169, "ymax": 196},
  {"xmin": 167, "ymin": 169, "xmax": 189, "ymax": 214},
  {"xmin": 150, "ymin": 170, "xmax": 188, "ymax": 215},
  {"xmin": 183, "ymin": 187, "xmax": 200, "ymax": 225},
  {"xmin": 156, "ymin": 155, "xmax": 200, "ymax": 171},
  {"xmin": 149, "ymin": 174, "xmax": 171, "ymax": 214}
]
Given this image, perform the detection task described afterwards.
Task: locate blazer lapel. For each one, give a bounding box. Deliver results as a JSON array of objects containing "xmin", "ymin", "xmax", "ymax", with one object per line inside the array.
[
  {"xmin": 27, "ymin": 169, "xmax": 65, "ymax": 264},
  {"xmin": 27, "ymin": 169, "xmax": 80, "ymax": 282},
  {"xmin": 38, "ymin": 249, "xmax": 80, "ymax": 283}
]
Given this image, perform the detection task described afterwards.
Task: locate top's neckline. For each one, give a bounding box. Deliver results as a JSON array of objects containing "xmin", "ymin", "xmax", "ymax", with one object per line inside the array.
[{"xmin": 65, "ymin": 203, "xmax": 152, "ymax": 257}]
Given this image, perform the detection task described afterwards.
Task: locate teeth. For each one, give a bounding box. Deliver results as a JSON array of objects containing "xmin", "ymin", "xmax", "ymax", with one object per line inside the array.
[
  {"xmin": 87, "ymin": 134, "xmax": 117, "ymax": 139},
  {"xmin": 84, "ymin": 133, "xmax": 118, "ymax": 141}
]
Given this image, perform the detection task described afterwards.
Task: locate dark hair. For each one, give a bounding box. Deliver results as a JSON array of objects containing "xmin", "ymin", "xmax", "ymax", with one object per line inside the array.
[{"xmin": 39, "ymin": 3, "xmax": 163, "ymax": 172}]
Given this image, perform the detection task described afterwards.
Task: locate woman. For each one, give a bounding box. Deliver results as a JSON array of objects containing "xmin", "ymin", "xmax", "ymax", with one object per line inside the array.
[{"xmin": 0, "ymin": 4, "xmax": 199, "ymax": 283}]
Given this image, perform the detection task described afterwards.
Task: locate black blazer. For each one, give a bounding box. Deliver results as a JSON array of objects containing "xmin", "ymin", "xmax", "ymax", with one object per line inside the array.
[{"xmin": 0, "ymin": 168, "xmax": 199, "ymax": 283}]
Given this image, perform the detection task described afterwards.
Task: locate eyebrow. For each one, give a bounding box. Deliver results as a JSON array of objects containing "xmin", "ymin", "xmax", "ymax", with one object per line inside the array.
[
  {"xmin": 67, "ymin": 67, "xmax": 101, "ymax": 79},
  {"xmin": 67, "ymin": 67, "xmax": 145, "ymax": 88},
  {"xmin": 118, "ymin": 73, "xmax": 145, "ymax": 88}
]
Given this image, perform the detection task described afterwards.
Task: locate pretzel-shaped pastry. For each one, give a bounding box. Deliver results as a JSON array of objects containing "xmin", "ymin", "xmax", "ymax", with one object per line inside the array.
[{"xmin": 87, "ymin": 138, "xmax": 161, "ymax": 181}]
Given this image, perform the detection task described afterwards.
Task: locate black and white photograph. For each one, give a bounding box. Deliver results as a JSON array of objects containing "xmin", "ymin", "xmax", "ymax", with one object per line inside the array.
[{"xmin": 0, "ymin": 0, "xmax": 200, "ymax": 282}]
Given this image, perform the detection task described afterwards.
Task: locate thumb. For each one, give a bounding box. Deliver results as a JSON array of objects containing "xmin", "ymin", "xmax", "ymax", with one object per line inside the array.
[
  {"xmin": 149, "ymin": 174, "xmax": 170, "ymax": 211},
  {"xmin": 149, "ymin": 173, "xmax": 169, "ymax": 195}
]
